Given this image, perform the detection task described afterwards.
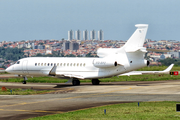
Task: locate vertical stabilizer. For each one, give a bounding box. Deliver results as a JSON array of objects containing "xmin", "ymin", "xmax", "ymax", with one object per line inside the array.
[{"xmin": 123, "ymin": 24, "xmax": 148, "ymax": 52}]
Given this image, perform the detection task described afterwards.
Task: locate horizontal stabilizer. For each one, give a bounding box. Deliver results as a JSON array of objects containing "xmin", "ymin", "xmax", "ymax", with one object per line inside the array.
[
  {"xmin": 126, "ymin": 47, "xmax": 147, "ymax": 53},
  {"xmin": 147, "ymin": 49, "xmax": 170, "ymax": 52}
]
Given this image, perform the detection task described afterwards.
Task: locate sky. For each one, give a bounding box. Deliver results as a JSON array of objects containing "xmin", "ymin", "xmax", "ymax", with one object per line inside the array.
[{"xmin": 0, "ymin": 0, "xmax": 180, "ymax": 41}]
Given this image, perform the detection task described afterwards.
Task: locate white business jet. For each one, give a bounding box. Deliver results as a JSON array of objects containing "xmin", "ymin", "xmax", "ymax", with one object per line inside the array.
[{"xmin": 5, "ymin": 24, "xmax": 174, "ymax": 85}]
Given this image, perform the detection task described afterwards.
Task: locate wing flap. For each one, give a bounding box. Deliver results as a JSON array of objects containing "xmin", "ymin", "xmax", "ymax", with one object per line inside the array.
[{"xmin": 56, "ymin": 73, "xmax": 85, "ymax": 79}]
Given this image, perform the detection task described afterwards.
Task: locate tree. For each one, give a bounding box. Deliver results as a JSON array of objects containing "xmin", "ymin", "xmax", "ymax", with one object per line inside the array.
[
  {"xmin": 86, "ymin": 53, "xmax": 94, "ymax": 57},
  {"xmin": 36, "ymin": 53, "xmax": 43, "ymax": 57},
  {"xmin": 66, "ymin": 54, "xmax": 76, "ymax": 57},
  {"xmin": 159, "ymin": 58, "xmax": 176, "ymax": 66}
]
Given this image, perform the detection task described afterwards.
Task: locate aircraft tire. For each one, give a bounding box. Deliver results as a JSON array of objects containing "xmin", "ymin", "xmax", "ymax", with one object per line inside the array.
[
  {"xmin": 72, "ymin": 80, "xmax": 80, "ymax": 86},
  {"xmin": 22, "ymin": 81, "xmax": 26, "ymax": 84},
  {"xmin": 92, "ymin": 79, "xmax": 100, "ymax": 85}
]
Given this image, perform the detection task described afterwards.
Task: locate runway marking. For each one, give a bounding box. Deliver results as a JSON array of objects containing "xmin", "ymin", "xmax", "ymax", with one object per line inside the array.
[
  {"xmin": 0, "ymin": 86, "xmax": 139, "ymax": 109},
  {"xmin": 0, "ymin": 109, "xmax": 64, "ymax": 113}
]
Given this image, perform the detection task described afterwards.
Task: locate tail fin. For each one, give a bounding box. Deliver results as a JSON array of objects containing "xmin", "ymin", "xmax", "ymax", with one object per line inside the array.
[{"xmin": 123, "ymin": 24, "xmax": 148, "ymax": 52}]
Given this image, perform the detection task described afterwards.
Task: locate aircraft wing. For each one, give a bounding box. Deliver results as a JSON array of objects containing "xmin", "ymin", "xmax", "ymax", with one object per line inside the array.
[
  {"xmin": 48, "ymin": 66, "xmax": 85, "ymax": 79},
  {"xmin": 119, "ymin": 64, "xmax": 174, "ymax": 76},
  {"xmin": 56, "ymin": 74, "xmax": 85, "ymax": 79}
]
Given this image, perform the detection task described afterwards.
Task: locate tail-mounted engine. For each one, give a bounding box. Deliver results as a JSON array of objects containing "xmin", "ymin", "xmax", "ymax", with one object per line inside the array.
[
  {"xmin": 93, "ymin": 59, "xmax": 117, "ymax": 68},
  {"xmin": 147, "ymin": 60, "xmax": 150, "ymax": 66}
]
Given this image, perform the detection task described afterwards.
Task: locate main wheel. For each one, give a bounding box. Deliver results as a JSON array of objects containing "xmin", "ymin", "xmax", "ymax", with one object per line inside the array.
[
  {"xmin": 72, "ymin": 80, "xmax": 80, "ymax": 86},
  {"xmin": 92, "ymin": 79, "xmax": 100, "ymax": 85}
]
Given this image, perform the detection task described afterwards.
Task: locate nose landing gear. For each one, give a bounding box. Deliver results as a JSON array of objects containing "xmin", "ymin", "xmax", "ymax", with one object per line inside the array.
[{"xmin": 22, "ymin": 76, "xmax": 27, "ymax": 84}]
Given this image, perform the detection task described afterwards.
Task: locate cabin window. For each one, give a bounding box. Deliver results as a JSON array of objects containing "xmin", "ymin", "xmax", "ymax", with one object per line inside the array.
[
  {"xmin": 48, "ymin": 63, "xmax": 50, "ymax": 66},
  {"xmin": 80, "ymin": 63, "xmax": 82, "ymax": 66},
  {"xmin": 51, "ymin": 63, "xmax": 53, "ymax": 66},
  {"xmin": 35, "ymin": 63, "xmax": 37, "ymax": 66},
  {"xmin": 57, "ymin": 63, "xmax": 59, "ymax": 66},
  {"xmin": 16, "ymin": 61, "xmax": 20, "ymax": 64},
  {"xmin": 64, "ymin": 63, "xmax": 66, "ymax": 66},
  {"xmin": 83, "ymin": 63, "xmax": 86, "ymax": 66},
  {"xmin": 60, "ymin": 63, "xmax": 62, "ymax": 66},
  {"xmin": 41, "ymin": 63, "xmax": 43, "ymax": 66},
  {"xmin": 73, "ymin": 63, "xmax": 76, "ymax": 66},
  {"xmin": 67, "ymin": 63, "xmax": 69, "ymax": 66},
  {"xmin": 77, "ymin": 63, "xmax": 79, "ymax": 66},
  {"xmin": 44, "ymin": 63, "xmax": 46, "ymax": 66},
  {"xmin": 70, "ymin": 63, "xmax": 72, "ymax": 66},
  {"xmin": 38, "ymin": 63, "xmax": 40, "ymax": 66},
  {"xmin": 54, "ymin": 63, "xmax": 56, "ymax": 66}
]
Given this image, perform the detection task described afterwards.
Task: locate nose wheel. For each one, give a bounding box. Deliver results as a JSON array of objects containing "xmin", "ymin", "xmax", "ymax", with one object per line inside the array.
[
  {"xmin": 22, "ymin": 81, "xmax": 26, "ymax": 84},
  {"xmin": 22, "ymin": 76, "xmax": 27, "ymax": 84}
]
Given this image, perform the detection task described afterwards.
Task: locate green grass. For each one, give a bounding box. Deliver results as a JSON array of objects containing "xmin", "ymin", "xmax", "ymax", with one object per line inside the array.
[
  {"xmin": 2, "ymin": 76, "xmax": 68, "ymax": 83},
  {"xmin": 0, "ymin": 72, "xmax": 8, "ymax": 74},
  {"xmin": 1, "ymin": 74, "xmax": 180, "ymax": 84},
  {"xmin": 27, "ymin": 101, "xmax": 180, "ymax": 120},
  {"xmin": 0, "ymin": 88, "xmax": 54, "ymax": 95}
]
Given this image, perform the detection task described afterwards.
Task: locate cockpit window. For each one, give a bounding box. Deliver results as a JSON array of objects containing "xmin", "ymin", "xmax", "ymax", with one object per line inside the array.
[{"xmin": 16, "ymin": 61, "xmax": 20, "ymax": 64}]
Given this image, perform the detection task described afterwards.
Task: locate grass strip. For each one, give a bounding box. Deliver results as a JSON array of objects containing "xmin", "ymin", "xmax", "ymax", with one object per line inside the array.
[
  {"xmin": 1, "ymin": 74, "xmax": 180, "ymax": 83},
  {"xmin": 0, "ymin": 88, "xmax": 54, "ymax": 95},
  {"xmin": 27, "ymin": 101, "xmax": 180, "ymax": 120}
]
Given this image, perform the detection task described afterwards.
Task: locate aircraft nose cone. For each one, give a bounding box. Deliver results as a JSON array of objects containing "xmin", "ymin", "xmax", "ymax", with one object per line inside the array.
[{"xmin": 5, "ymin": 66, "xmax": 13, "ymax": 73}]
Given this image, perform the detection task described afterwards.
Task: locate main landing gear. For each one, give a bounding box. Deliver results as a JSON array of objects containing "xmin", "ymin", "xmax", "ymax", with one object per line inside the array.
[
  {"xmin": 72, "ymin": 78, "xmax": 80, "ymax": 86},
  {"xmin": 22, "ymin": 76, "xmax": 27, "ymax": 84},
  {"xmin": 72, "ymin": 78, "xmax": 100, "ymax": 85},
  {"xmin": 92, "ymin": 79, "xmax": 100, "ymax": 85}
]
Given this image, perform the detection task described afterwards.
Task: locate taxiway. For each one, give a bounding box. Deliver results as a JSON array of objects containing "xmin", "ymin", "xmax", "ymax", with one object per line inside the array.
[{"xmin": 0, "ymin": 80, "xmax": 180, "ymax": 120}]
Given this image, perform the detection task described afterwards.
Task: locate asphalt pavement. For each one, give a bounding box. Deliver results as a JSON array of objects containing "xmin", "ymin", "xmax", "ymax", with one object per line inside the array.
[{"xmin": 0, "ymin": 80, "xmax": 180, "ymax": 120}]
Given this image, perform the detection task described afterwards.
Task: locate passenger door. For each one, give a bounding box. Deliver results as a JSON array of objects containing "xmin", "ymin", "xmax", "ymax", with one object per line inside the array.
[{"xmin": 22, "ymin": 60, "xmax": 28, "ymax": 74}]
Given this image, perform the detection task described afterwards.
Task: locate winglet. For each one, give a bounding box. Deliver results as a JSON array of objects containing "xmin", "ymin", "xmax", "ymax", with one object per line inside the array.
[{"xmin": 163, "ymin": 64, "xmax": 174, "ymax": 72}]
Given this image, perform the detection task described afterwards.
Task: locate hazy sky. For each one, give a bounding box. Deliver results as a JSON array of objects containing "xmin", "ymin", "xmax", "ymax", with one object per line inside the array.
[{"xmin": 0, "ymin": 0, "xmax": 180, "ymax": 41}]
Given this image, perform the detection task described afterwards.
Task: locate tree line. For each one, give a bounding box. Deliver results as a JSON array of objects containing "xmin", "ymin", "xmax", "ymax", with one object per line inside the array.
[
  {"xmin": 159, "ymin": 58, "xmax": 180, "ymax": 66},
  {"xmin": 0, "ymin": 47, "xmax": 24, "ymax": 61}
]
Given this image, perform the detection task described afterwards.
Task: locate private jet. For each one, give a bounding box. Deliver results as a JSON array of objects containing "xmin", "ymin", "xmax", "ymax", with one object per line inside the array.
[{"xmin": 5, "ymin": 24, "xmax": 174, "ymax": 85}]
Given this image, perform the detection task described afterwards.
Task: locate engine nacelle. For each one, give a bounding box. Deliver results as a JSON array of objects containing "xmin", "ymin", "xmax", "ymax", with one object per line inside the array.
[
  {"xmin": 147, "ymin": 60, "xmax": 150, "ymax": 66},
  {"xmin": 93, "ymin": 59, "xmax": 117, "ymax": 68}
]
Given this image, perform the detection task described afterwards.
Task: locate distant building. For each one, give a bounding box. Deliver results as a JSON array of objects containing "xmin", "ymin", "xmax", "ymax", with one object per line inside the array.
[
  {"xmin": 98, "ymin": 30, "xmax": 104, "ymax": 40},
  {"xmin": 83, "ymin": 30, "xmax": 88, "ymax": 40},
  {"xmin": 167, "ymin": 51, "xmax": 180, "ymax": 58},
  {"xmin": 17, "ymin": 43, "xmax": 27, "ymax": 48},
  {"xmin": 90, "ymin": 30, "xmax": 96, "ymax": 40},
  {"xmin": 70, "ymin": 42, "xmax": 79, "ymax": 51},
  {"xmin": 33, "ymin": 45, "xmax": 45, "ymax": 50},
  {"xmin": 46, "ymin": 50, "xmax": 52, "ymax": 54},
  {"xmin": 75, "ymin": 30, "xmax": 81, "ymax": 40},
  {"xmin": 68, "ymin": 30, "xmax": 74, "ymax": 40},
  {"xmin": 63, "ymin": 41, "xmax": 70, "ymax": 50}
]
